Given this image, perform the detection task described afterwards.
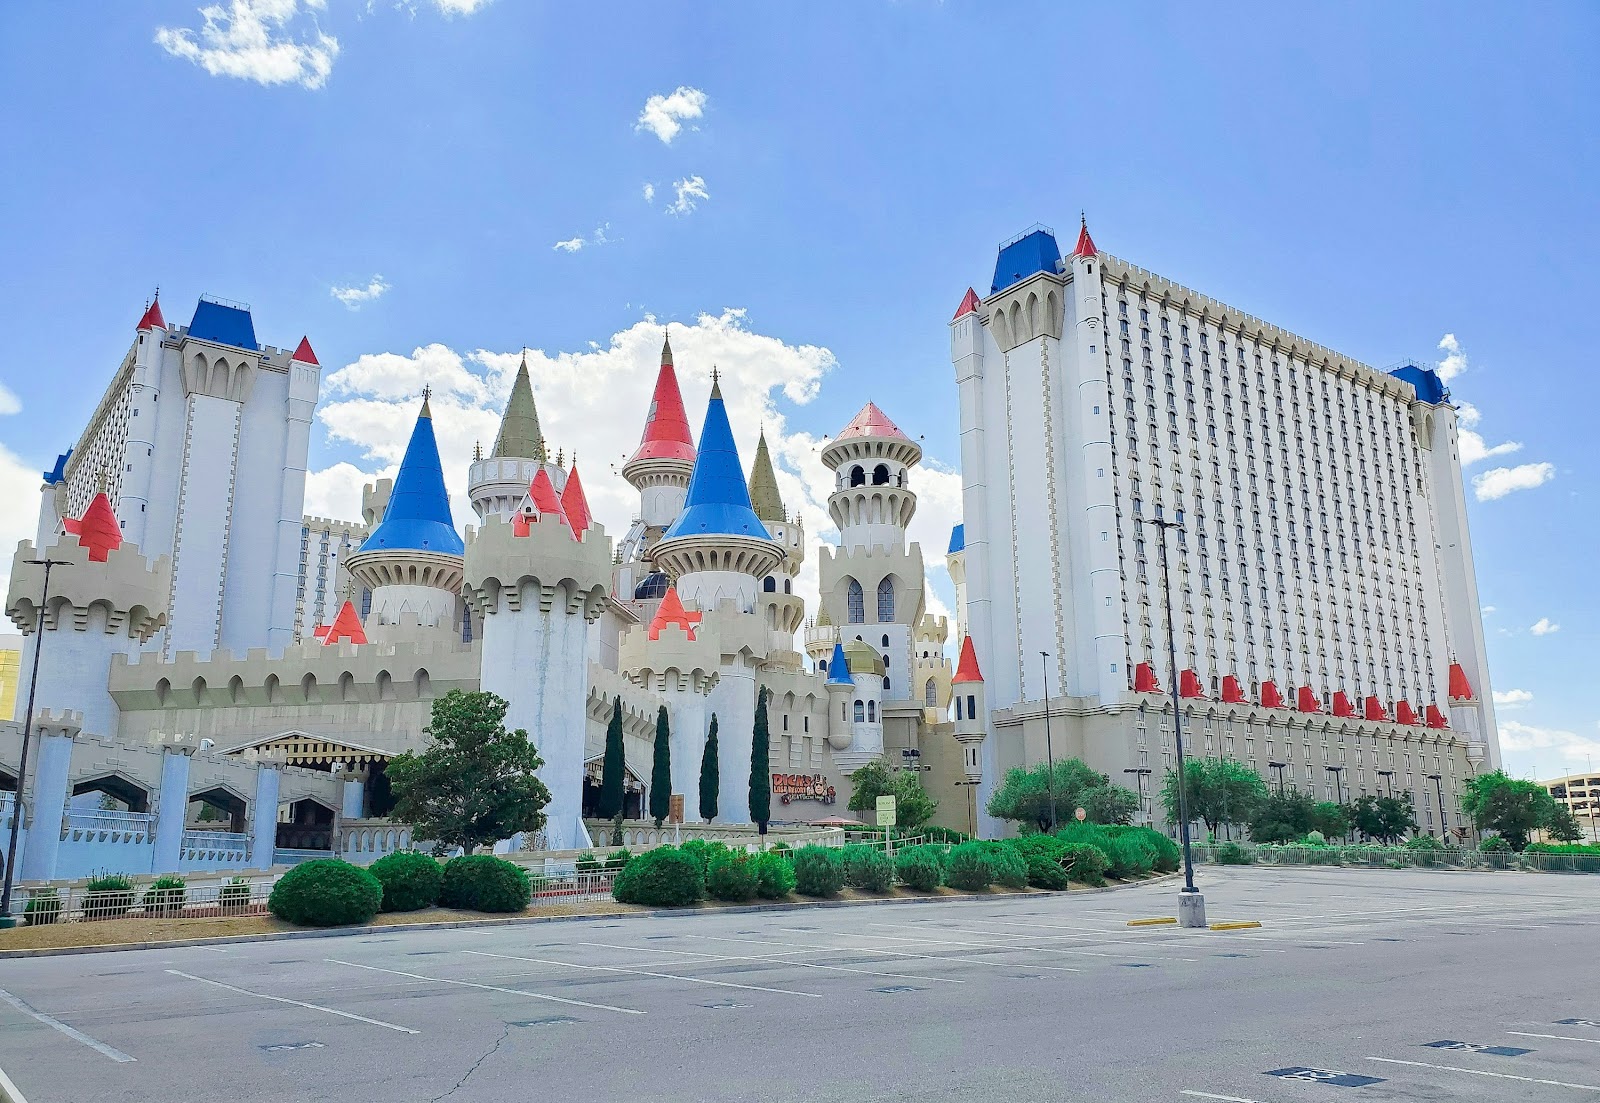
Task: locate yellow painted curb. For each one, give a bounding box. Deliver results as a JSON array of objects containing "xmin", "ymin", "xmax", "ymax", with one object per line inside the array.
[
  {"xmin": 1127, "ymin": 917, "xmax": 1178, "ymax": 927},
  {"xmin": 1209, "ymin": 920, "xmax": 1262, "ymax": 931}
]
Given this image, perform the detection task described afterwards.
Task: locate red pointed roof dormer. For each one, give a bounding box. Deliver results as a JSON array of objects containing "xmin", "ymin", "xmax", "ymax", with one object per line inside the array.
[
  {"xmin": 953, "ymin": 636, "xmax": 984, "ymax": 684},
  {"xmin": 1221, "ymin": 675, "xmax": 1248, "ymax": 704},
  {"xmin": 1448, "ymin": 662, "xmax": 1475, "ymax": 701},
  {"xmin": 1364, "ymin": 695, "xmax": 1390, "ymax": 722},
  {"xmin": 1425, "ymin": 704, "xmax": 1449, "ymax": 730},
  {"xmin": 314, "ymin": 600, "xmax": 368, "ymax": 646},
  {"xmin": 1179, "ymin": 669, "xmax": 1206, "ymax": 699},
  {"xmin": 560, "ymin": 463, "xmax": 592, "ymax": 536},
  {"xmin": 647, "ymin": 587, "xmax": 702, "ymax": 641},
  {"xmin": 628, "ymin": 336, "xmax": 697, "ymax": 465},
  {"xmin": 1395, "ymin": 700, "xmax": 1420, "ymax": 726},
  {"xmin": 1133, "ymin": 662, "xmax": 1160, "ymax": 694},
  {"xmin": 525, "ymin": 469, "xmax": 569, "ymax": 530},
  {"xmin": 1072, "ymin": 216, "xmax": 1097, "ymax": 259},
  {"xmin": 1260, "ymin": 680, "xmax": 1285, "ymax": 709},
  {"xmin": 1332, "ymin": 691, "xmax": 1357, "ymax": 718},
  {"xmin": 62, "ymin": 492, "xmax": 124, "ymax": 562},
  {"xmin": 1296, "ymin": 685, "xmax": 1322, "ymax": 714},
  {"xmin": 137, "ymin": 296, "xmax": 165, "ymax": 332},
  {"xmin": 838, "ymin": 401, "xmax": 909, "ymax": 441},
  {"xmin": 291, "ymin": 336, "xmax": 320, "ymax": 365},
  {"xmin": 952, "ymin": 287, "xmax": 981, "ymax": 321}
]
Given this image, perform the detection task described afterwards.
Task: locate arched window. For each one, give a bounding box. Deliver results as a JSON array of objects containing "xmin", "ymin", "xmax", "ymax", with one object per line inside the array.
[
  {"xmin": 876, "ymin": 577, "xmax": 894, "ymax": 621},
  {"xmin": 868, "ymin": 701, "xmax": 877, "ymax": 722},
  {"xmin": 924, "ymin": 678, "xmax": 937, "ymax": 707},
  {"xmin": 783, "ymin": 579, "xmax": 791, "ymax": 594},
  {"xmin": 881, "ymin": 634, "xmax": 890, "ymax": 648},
  {"xmin": 872, "ymin": 463, "xmax": 890, "ymax": 485},
  {"xmin": 854, "ymin": 700, "xmax": 865, "ymax": 724},
  {"xmin": 763, "ymin": 576, "xmax": 776, "ymax": 593},
  {"xmin": 847, "ymin": 579, "xmax": 864, "ymax": 623},
  {"xmin": 818, "ymin": 659, "xmax": 827, "ymax": 675},
  {"xmin": 883, "ymin": 675, "xmax": 891, "ymax": 691},
  {"xmin": 850, "ymin": 465, "xmax": 866, "ymax": 487}
]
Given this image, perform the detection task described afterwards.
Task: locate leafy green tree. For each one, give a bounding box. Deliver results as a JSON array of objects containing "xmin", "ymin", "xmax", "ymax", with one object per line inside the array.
[
  {"xmin": 847, "ymin": 760, "xmax": 939, "ymax": 834},
  {"xmin": 1083, "ymin": 782, "xmax": 1139, "ymax": 826},
  {"xmin": 649, "ymin": 706, "xmax": 672, "ymax": 827},
  {"xmin": 1460, "ymin": 770, "xmax": 1558, "ymax": 851},
  {"xmin": 1351, "ymin": 793, "xmax": 1418, "ymax": 844},
  {"xmin": 986, "ymin": 759, "xmax": 1138, "ymax": 832},
  {"xmin": 699, "ymin": 714, "xmax": 719, "ymax": 822},
  {"xmin": 387, "ymin": 690, "xmax": 552, "ymax": 855},
  {"xmin": 597, "ymin": 696, "xmax": 627, "ymax": 820},
  {"xmin": 1248, "ymin": 789, "xmax": 1318, "ymax": 844},
  {"xmin": 1546, "ymin": 803, "xmax": 1584, "ymax": 844},
  {"xmin": 750, "ymin": 687, "xmax": 772, "ymax": 835},
  {"xmin": 1310, "ymin": 801, "xmax": 1351, "ymax": 840},
  {"xmin": 1159, "ymin": 759, "xmax": 1269, "ymax": 837}
]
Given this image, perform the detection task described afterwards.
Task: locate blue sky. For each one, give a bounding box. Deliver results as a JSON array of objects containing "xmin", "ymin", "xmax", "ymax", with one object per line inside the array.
[{"xmin": 0, "ymin": 2, "xmax": 1594, "ymax": 779}]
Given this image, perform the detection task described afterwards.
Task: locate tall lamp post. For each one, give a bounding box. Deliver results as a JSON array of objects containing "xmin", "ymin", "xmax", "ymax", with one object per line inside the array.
[
  {"xmin": 1040, "ymin": 651, "xmax": 1057, "ymax": 831},
  {"xmin": 1123, "ymin": 767, "xmax": 1152, "ymax": 825},
  {"xmin": 1, "ymin": 557, "xmax": 73, "ymax": 927},
  {"xmin": 1376, "ymin": 768, "xmax": 1395, "ymax": 799},
  {"xmin": 1325, "ymin": 765, "xmax": 1347, "ymax": 841},
  {"xmin": 1149, "ymin": 505, "xmax": 1204, "ymax": 927},
  {"xmin": 1426, "ymin": 773, "xmax": 1447, "ymax": 840},
  {"xmin": 1267, "ymin": 760, "xmax": 1287, "ymax": 795}
]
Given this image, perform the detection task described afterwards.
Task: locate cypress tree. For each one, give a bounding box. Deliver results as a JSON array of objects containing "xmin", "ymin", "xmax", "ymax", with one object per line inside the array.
[
  {"xmin": 650, "ymin": 705, "xmax": 672, "ymax": 827},
  {"xmin": 750, "ymin": 686, "xmax": 772, "ymax": 837},
  {"xmin": 699, "ymin": 714, "xmax": 720, "ymax": 822},
  {"xmin": 598, "ymin": 695, "xmax": 626, "ymax": 820}
]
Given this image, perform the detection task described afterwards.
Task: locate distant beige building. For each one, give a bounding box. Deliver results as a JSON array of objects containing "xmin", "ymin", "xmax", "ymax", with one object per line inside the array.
[
  {"xmin": 0, "ymin": 632, "xmax": 20, "ymax": 722},
  {"xmin": 1543, "ymin": 772, "xmax": 1600, "ymax": 842}
]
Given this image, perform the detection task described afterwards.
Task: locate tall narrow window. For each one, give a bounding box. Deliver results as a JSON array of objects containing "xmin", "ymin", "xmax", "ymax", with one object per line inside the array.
[
  {"xmin": 924, "ymin": 678, "xmax": 937, "ymax": 707},
  {"xmin": 854, "ymin": 700, "xmax": 865, "ymax": 724},
  {"xmin": 847, "ymin": 578, "xmax": 864, "ymax": 623},
  {"xmin": 877, "ymin": 577, "xmax": 895, "ymax": 621}
]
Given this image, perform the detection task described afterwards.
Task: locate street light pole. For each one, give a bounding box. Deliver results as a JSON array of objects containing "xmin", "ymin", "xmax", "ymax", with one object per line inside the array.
[
  {"xmin": 1267, "ymin": 761, "xmax": 1287, "ymax": 796},
  {"xmin": 1376, "ymin": 769, "xmax": 1394, "ymax": 799},
  {"xmin": 1150, "ymin": 506, "xmax": 1204, "ymax": 926},
  {"xmin": 1, "ymin": 557, "xmax": 73, "ymax": 925},
  {"xmin": 1040, "ymin": 651, "xmax": 1057, "ymax": 832},
  {"xmin": 1123, "ymin": 767, "xmax": 1152, "ymax": 825},
  {"xmin": 1326, "ymin": 764, "xmax": 1347, "ymax": 841},
  {"xmin": 1426, "ymin": 773, "xmax": 1447, "ymax": 840}
]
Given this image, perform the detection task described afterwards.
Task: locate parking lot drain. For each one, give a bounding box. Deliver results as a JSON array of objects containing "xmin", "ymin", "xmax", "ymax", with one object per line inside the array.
[
  {"xmin": 872, "ymin": 985, "xmax": 926, "ymax": 994},
  {"xmin": 701, "ymin": 1000, "xmax": 752, "ymax": 1010},
  {"xmin": 1424, "ymin": 1041, "xmax": 1531, "ymax": 1056},
  {"xmin": 510, "ymin": 1016, "xmax": 578, "ymax": 1027},
  {"xmin": 1373, "ymin": 937, "xmax": 1404, "ymax": 942},
  {"xmin": 1266, "ymin": 1068, "xmax": 1385, "ymax": 1087},
  {"xmin": 259, "ymin": 1042, "xmax": 325, "ymax": 1052},
  {"xmin": 1118, "ymin": 963, "xmax": 1153, "ymax": 968},
  {"xmin": 407, "ymin": 951, "xmax": 449, "ymax": 956}
]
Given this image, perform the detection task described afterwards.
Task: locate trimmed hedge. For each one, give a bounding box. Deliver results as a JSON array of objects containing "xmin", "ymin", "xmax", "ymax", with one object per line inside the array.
[
  {"xmin": 793, "ymin": 845, "xmax": 846, "ymax": 898},
  {"xmin": 1057, "ymin": 841, "xmax": 1109, "ymax": 886},
  {"xmin": 894, "ymin": 844, "xmax": 945, "ymax": 892},
  {"xmin": 706, "ymin": 852, "xmax": 759, "ymax": 902},
  {"xmin": 268, "ymin": 859, "xmax": 384, "ymax": 927},
  {"xmin": 985, "ymin": 843, "xmax": 1029, "ymax": 889},
  {"xmin": 1024, "ymin": 851, "xmax": 1070, "ymax": 890},
  {"xmin": 842, "ymin": 844, "xmax": 893, "ymax": 893},
  {"xmin": 753, "ymin": 851, "xmax": 796, "ymax": 899},
  {"xmin": 439, "ymin": 855, "xmax": 531, "ymax": 913},
  {"xmin": 945, "ymin": 842, "xmax": 995, "ymax": 891},
  {"xmin": 613, "ymin": 846, "xmax": 705, "ymax": 907},
  {"xmin": 1216, "ymin": 841, "xmax": 1253, "ymax": 865},
  {"xmin": 370, "ymin": 851, "xmax": 443, "ymax": 912}
]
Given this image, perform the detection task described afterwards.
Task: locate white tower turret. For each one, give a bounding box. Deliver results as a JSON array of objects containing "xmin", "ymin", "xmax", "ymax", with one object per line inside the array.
[
  {"xmin": 950, "ymin": 636, "xmax": 987, "ymax": 783},
  {"xmin": 832, "ymin": 639, "xmax": 885, "ymax": 773},
  {"xmin": 618, "ymin": 587, "xmax": 719, "ymax": 802}
]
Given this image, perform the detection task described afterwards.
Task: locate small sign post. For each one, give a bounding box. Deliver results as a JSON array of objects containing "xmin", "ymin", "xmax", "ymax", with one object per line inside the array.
[
  {"xmin": 1075, "ymin": 807, "xmax": 1087, "ymax": 823},
  {"xmin": 877, "ymin": 795, "xmax": 897, "ymax": 863}
]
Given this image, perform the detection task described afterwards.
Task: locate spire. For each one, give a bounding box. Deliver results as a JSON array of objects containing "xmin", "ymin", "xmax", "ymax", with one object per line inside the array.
[
  {"xmin": 62, "ymin": 492, "xmax": 124, "ymax": 562},
  {"xmin": 661, "ymin": 332, "xmax": 673, "ymax": 367},
  {"xmin": 137, "ymin": 294, "xmax": 165, "ymax": 332},
  {"xmin": 952, "ymin": 636, "xmax": 984, "ymax": 684},
  {"xmin": 313, "ymin": 600, "xmax": 368, "ymax": 646},
  {"xmin": 419, "ymin": 385, "xmax": 433, "ymax": 420},
  {"xmin": 492, "ymin": 354, "xmax": 546, "ymax": 461},
  {"xmin": 710, "ymin": 367, "xmax": 722, "ymax": 400},
  {"xmin": 291, "ymin": 336, "xmax": 319, "ymax": 365},
  {"xmin": 662, "ymin": 378, "xmax": 770, "ymax": 539},
  {"xmin": 526, "ymin": 468, "xmax": 569, "ymax": 528},
  {"xmin": 1448, "ymin": 662, "xmax": 1475, "ymax": 700},
  {"xmin": 357, "ymin": 397, "xmax": 463, "ymax": 555},
  {"xmin": 826, "ymin": 642, "xmax": 854, "ymax": 685},
  {"xmin": 647, "ymin": 587, "xmax": 702, "ymax": 640},
  {"xmin": 1072, "ymin": 214, "xmax": 1098, "ymax": 259},
  {"xmin": 747, "ymin": 429, "xmax": 785, "ymax": 524},
  {"xmin": 838, "ymin": 401, "xmax": 909, "ymax": 441},
  {"xmin": 560, "ymin": 463, "xmax": 592, "ymax": 535},
  {"xmin": 951, "ymin": 287, "xmax": 981, "ymax": 321},
  {"xmin": 626, "ymin": 342, "xmax": 696, "ymax": 465}
]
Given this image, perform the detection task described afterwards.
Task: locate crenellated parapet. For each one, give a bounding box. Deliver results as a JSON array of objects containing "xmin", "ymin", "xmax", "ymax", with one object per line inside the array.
[
  {"xmin": 464, "ymin": 514, "xmax": 612, "ymax": 622},
  {"xmin": 817, "ymin": 543, "xmax": 927, "ymax": 626},
  {"xmin": 7, "ymin": 536, "xmax": 170, "ymax": 641},
  {"xmin": 618, "ymin": 621, "xmax": 720, "ymax": 695},
  {"xmin": 586, "ymin": 662, "xmax": 669, "ymax": 734},
  {"xmin": 694, "ymin": 600, "xmax": 776, "ymax": 665}
]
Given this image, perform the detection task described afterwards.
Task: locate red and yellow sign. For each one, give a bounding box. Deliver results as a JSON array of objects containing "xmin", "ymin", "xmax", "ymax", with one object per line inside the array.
[{"xmin": 772, "ymin": 773, "xmax": 836, "ymax": 805}]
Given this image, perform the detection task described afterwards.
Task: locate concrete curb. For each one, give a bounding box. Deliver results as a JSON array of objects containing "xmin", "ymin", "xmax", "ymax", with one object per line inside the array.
[
  {"xmin": 0, "ymin": 1061, "xmax": 29, "ymax": 1103},
  {"xmin": 0, "ymin": 873, "xmax": 1180, "ymax": 960}
]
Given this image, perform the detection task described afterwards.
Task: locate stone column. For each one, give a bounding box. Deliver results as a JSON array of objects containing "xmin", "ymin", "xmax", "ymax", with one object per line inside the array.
[
  {"xmin": 248, "ymin": 759, "xmax": 282, "ymax": 870},
  {"xmin": 19, "ymin": 723, "xmax": 74, "ymax": 882},
  {"xmin": 152, "ymin": 741, "xmax": 196, "ymax": 874}
]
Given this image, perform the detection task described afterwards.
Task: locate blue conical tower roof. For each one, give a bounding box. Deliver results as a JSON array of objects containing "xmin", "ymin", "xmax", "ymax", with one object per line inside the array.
[
  {"xmin": 825, "ymin": 642, "xmax": 853, "ymax": 685},
  {"xmin": 663, "ymin": 378, "xmax": 771, "ymax": 540},
  {"xmin": 358, "ymin": 396, "xmax": 464, "ymax": 555}
]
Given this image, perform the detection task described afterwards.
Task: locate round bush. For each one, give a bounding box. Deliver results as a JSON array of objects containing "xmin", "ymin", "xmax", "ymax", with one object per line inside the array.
[
  {"xmin": 944, "ymin": 842, "xmax": 995, "ymax": 891},
  {"xmin": 439, "ymin": 855, "xmax": 531, "ymax": 913},
  {"xmin": 268, "ymin": 859, "xmax": 383, "ymax": 927},
  {"xmin": 142, "ymin": 875, "xmax": 188, "ymax": 916},
  {"xmin": 1480, "ymin": 835, "xmax": 1512, "ymax": 853},
  {"xmin": 792, "ymin": 845, "xmax": 846, "ymax": 898},
  {"xmin": 23, "ymin": 889, "xmax": 62, "ymax": 926},
  {"xmin": 1304, "ymin": 830, "xmax": 1327, "ymax": 846},
  {"xmin": 1024, "ymin": 852, "xmax": 1070, "ymax": 890},
  {"xmin": 612, "ymin": 846, "xmax": 705, "ymax": 907},
  {"xmin": 1216, "ymin": 841, "xmax": 1253, "ymax": 865},
  {"xmin": 1406, "ymin": 834, "xmax": 1443, "ymax": 851},
  {"xmin": 894, "ymin": 844, "xmax": 945, "ymax": 892},
  {"xmin": 705, "ymin": 852, "xmax": 759, "ymax": 902},
  {"xmin": 753, "ymin": 851, "xmax": 796, "ymax": 899},
  {"xmin": 369, "ymin": 851, "xmax": 443, "ymax": 913},
  {"xmin": 1141, "ymin": 829, "xmax": 1182, "ymax": 873},
  {"xmin": 842, "ymin": 844, "xmax": 894, "ymax": 893},
  {"xmin": 1102, "ymin": 834, "xmax": 1156, "ymax": 879},
  {"xmin": 985, "ymin": 844, "xmax": 1029, "ymax": 889},
  {"xmin": 1058, "ymin": 841, "xmax": 1110, "ymax": 886}
]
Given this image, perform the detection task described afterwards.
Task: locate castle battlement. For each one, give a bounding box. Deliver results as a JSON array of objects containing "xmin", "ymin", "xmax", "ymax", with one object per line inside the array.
[
  {"xmin": 618, "ymin": 621, "xmax": 720, "ymax": 693},
  {"xmin": 7, "ymin": 537, "xmax": 171, "ymax": 640},
  {"xmin": 465, "ymin": 514, "xmax": 612, "ymax": 620}
]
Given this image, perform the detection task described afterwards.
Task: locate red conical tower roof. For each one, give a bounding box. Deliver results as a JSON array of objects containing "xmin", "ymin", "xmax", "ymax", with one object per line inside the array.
[
  {"xmin": 1072, "ymin": 216, "xmax": 1098, "ymax": 258},
  {"xmin": 838, "ymin": 401, "xmax": 908, "ymax": 441},
  {"xmin": 952, "ymin": 287, "xmax": 981, "ymax": 321},
  {"xmin": 560, "ymin": 463, "xmax": 592, "ymax": 536},
  {"xmin": 292, "ymin": 336, "xmax": 319, "ymax": 365},
  {"xmin": 137, "ymin": 296, "xmax": 165, "ymax": 331},
  {"xmin": 62, "ymin": 492, "xmax": 124, "ymax": 562},
  {"xmin": 628, "ymin": 336, "xmax": 696, "ymax": 465},
  {"xmin": 1448, "ymin": 662, "xmax": 1475, "ymax": 700},
  {"xmin": 313, "ymin": 600, "xmax": 368, "ymax": 646},
  {"xmin": 648, "ymin": 587, "xmax": 702, "ymax": 640},
  {"xmin": 526, "ymin": 469, "xmax": 569, "ymax": 528},
  {"xmin": 953, "ymin": 636, "xmax": 984, "ymax": 684}
]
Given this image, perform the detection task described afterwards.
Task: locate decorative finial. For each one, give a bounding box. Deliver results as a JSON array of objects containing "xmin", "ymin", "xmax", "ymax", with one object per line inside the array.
[
  {"xmin": 97, "ymin": 465, "xmax": 109, "ymax": 493},
  {"xmin": 473, "ymin": 441, "xmax": 482, "ymax": 461},
  {"xmin": 710, "ymin": 365, "xmax": 722, "ymax": 400},
  {"xmin": 419, "ymin": 385, "xmax": 433, "ymax": 419},
  {"xmin": 661, "ymin": 332, "xmax": 673, "ymax": 367},
  {"xmin": 556, "ymin": 447, "xmax": 565, "ymax": 468}
]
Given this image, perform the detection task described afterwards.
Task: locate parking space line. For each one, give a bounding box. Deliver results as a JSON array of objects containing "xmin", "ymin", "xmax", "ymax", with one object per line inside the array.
[
  {"xmin": 981, "ymin": 917, "xmax": 1289, "ymax": 952},
  {"xmin": 1367, "ymin": 1056, "xmax": 1600, "ymax": 1091},
  {"xmin": 1508, "ymin": 1031, "xmax": 1600, "ymax": 1045},
  {"xmin": 0, "ymin": 986, "xmax": 137, "ymax": 1063},
  {"xmin": 165, "ymin": 970, "xmax": 420, "ymax": 1034},
  {"xmin": 0, "ymin": 1062, "xmax": 30, "ymax": 1103},
  {"xmin": 1180, "ymin": 1091, "xmax": 1274, "ymax": 1102},
  {"xmin": 568, "ymin": 940, "xmax": 965, "ymax": 984},
  {"xmin": 690, "ymin": 933, "xmax": 1082, "ymax": 973},
  {"xmin": 324, "ymin": 959, "xmax": 643, "ymax": 1016},
  {"xmin": 461, "ymin": 949, "xmax": 822, "ymax": 998},
  {"xmin": 852, "ymin": 928, "xmax": 1119, "ymax": 959},
  {"xmin": 875, "ymin": 921, "xmax": 1208, "ymax": 959}
]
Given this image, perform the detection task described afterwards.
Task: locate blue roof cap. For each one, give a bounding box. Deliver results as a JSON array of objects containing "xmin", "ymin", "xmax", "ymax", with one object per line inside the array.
[
  {"xmin": 43, "ymin": 449, "xmax": 71, "ymax": 485},
  {"xmin": 826, "ymin": 642, "xmax": 854, "ymax": 685},
  {"xmin": 663, "ymin": 384, "xmax": 772, "ymax": 541},
  {"xmin": 947, "ymin": 522, "xmax": 965, "ymax": 555},
  {"xmin": 1389, "ymin": 363, "xmax": 1447, "ymax": 405},
  {"xmin": 187, "ymin": 298, "xmax": 259, "ymax": 351},
  {"xmin": 990, "ymin": 226, "xmax": 1062, "ymax": 294},
  {"xmin": 358, "ymin": 404, "xmax": 464, "ymax": 556}
]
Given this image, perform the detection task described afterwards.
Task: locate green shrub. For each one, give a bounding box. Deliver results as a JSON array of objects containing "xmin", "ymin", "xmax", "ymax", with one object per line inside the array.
[
  {"xmin": 141, "ymin": 875, "xmax": 188, "ymax": 915},
  {"xmin": 705, "ymin": 851, "xmax": 759, "ymax": 902},
  {"xmin": 83, "ymin": 873, "xmax": 136, "ymax": 920},
  {"xmin": 1405, "ymin": 834, "xmax": 1443, "ymax": 850},
  {"xmin": 1102, "ymin": 833, "xmax": 1156, "ymax": 879},
  {"xmin": 985, "ymin": 843, "xmax": 1029, "ymax": 889},
  {"xmin": 268, "ymin": 859, "xmax": 384, "ymax": 927},
  {"xmin": 1480, "ymin": 835, "xmax": 1512, "ymax": 853},
  {"xmin": 1304, "ymin": 830, "xmax": 1327, "ymax": 846},
  {"xmin": 753, "ymin": 851, "xmax": 796, "ymax": 899},
  {"xmin": 792, "ymin": 845, "xmax": 846, "ymax": 897},
  {"xmin": 609, "ymin": 847, "xmax": 634, "ymax": 870},
  {"xmin": 369, "ymin": 851, "xmax": 443, "ymax": 913},
  {"xmin": 945, "ymin": 842, "xmax": 995, "ymax": 891},
  {"xmin": 1216, "ymin": 841, "xmax": 1253, "ymax": 865},
  {"xmin": 679, "ymin": 839, "xmax": 733, "ymax": 877},
  {"xmin": 575, "ymin": 850, "xmax": 603, "ymax": 872},
  {"xmin": 23, "ymin": 887, "xmax": 62, "ymax": 926},
  {"xmin": 1527, "ymin": 843, "xmax": 1600, "ymax": 856},
  {"xmin": 1058, "ymin": 841, "xmax": 1110, "ymax": 886},
  {"xmin": 439, "ymin": 855, "xmax": 532, "ymax": 913},
  {"xmin": 1141, "ymin": 829, "xmax": 1182, "ymax": 873},
  {"xmin": 842, "ymin": 844, "xmax": 894, "ymax": 893},
  {"xmin": 768, "ymin": 842, "xmax": 793, "ymax": 856},
  {"xmin": 218, "ymin": 876, "xmax": 252, "ymax": 913},
  {"xmin": 894, "ymin": 844, "xmax": 945, "ymax": 892},
  {"xmin": 613, "ymin": 846, "xmax": 705, "ymax": 907},
  {"xmin": 1024, "ymin": 851, "xmax": 1071, "ymax": 889}
]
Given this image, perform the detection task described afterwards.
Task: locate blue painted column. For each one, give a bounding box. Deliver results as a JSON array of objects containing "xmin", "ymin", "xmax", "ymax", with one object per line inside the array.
[
  {"xmin": 248, "ymin": 764, "xmax": 281, "ymax": 870},
  {"xmin": 151, "ymin": 746, "xmax": 194, "ymax": 874},
  {"xmin": 19, "ymin": 728, "xmax": 74, "ymax": 881}
]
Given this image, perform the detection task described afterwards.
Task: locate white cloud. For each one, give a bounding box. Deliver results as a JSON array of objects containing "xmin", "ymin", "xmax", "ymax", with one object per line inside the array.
[
  {"xmin": 1459, "ymin": 430, "xmax": 1521, "ymax": 467},
  {"xmin": 432, "ymin": 0, "xmax": 491, "ymax": 14},
  {"xmin": 1437, "ymin": 333, "xmax": 1468, "ymax": 382},
  {"xmin": 552, "ymin": 223, "xmax": 612, "ymax": 254},
  {"xmin": 331, "ymin": 275, "xmax": 390, "ymax": 309},
  {"xmin": 642, "ymin": 183, "xmax": 656, "ymax": 204},
  {"xmin": 552, "ymin": 237, "xmax": 585, "ymax": 253},
  {"xmin": 668, "ymin": 175, "xmax": 709, "ymax": 216},
  {"xmin": 635, "ymin": 86, "xmax": 707, "ymax": 144},
  {"xmin": 1501, "ymin": 720, "xmax": 1600, "ymax": 773},
  {"xmin": 1493, "ymin": 689, "xmax": 1533, "ymax": 708},
  {"xmin": 0, "ymin": 382, "xmax": 20, "ymax": 417},
  {"xmin": 1472, "ymin": 462, "xmax": 1554, "ymax": 501},
  {"xmin": 1481, "ymin": 605, "xmax": 1496, "ymax": 616},
  {"xmin": 0, "ymin": 443, "xmax": 43, "ymax": 600},
  {"xmin": 1530, "ymin": 617, "xmax": 1560, "ymax": 636},
  {"xmin": 155, "ymin": 0, "xmax": 340, "ymax": 90}
]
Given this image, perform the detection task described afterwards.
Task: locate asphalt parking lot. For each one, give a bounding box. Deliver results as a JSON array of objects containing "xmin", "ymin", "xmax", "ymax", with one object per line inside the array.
[{"xmin": 2, "ymin": 865, "xmax": 1597, "ymax": 1103}]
